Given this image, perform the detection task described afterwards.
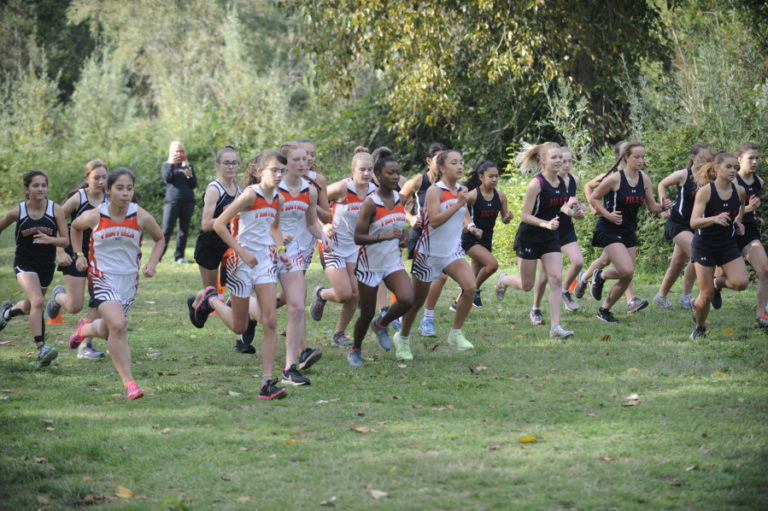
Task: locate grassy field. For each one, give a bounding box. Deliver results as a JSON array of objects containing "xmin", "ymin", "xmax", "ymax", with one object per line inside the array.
[{"xmin": 1, "ymin": 228, "xmax": 767, "ymax": 510}]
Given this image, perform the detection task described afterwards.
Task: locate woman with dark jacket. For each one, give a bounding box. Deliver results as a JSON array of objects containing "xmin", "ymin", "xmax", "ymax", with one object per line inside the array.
[{"xmin": 162, "ymin": 141, "xmax": 197, "ymax": 262}]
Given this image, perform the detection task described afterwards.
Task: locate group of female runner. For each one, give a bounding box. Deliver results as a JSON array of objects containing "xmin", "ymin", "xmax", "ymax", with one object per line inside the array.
[{"xmin": 0, "ymin": 138, "xmax": 763, "ymax": 401}]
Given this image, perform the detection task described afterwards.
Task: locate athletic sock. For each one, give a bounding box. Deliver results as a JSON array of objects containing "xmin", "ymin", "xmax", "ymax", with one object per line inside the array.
[
  {"xmin": 34, "ymin": 335, "xmax": 44, "ymax": 344},
  {"xmin": 8, "ymin": 308, "xmax": 23, "ymax": 318},
  {"xmin": 423, "ymin": 309, "xmax": 434, "ymax": 320},
  {"xmin": 532, "ymin": 307, "xmax": 541, "ymax": 312}
]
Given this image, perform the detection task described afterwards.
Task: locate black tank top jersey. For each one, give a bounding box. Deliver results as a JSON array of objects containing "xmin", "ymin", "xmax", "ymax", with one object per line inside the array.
[
  {"xmin": 695, "ymin": 182, "xmax": 740, "ymax": 243},
  {"xmin": 558, "ymin": 173, "xmax": 577, "ymax": 234},
  {"xmin": 735, "ymin": 173, "xmax": 761, "ymax": 224},
  {"xmin": 518, "ymin": 173, "xmax": 568, "ymax": 241},
  {"xmin": 15, "ymin": 200, "xmax": 57, "ymax": 268},
  {"xmin": 69, "ymin": 189, "xmax": 105, "ymax": 254},
  {"xmin": 461, "ymin": 188, "xmax": 501, "ymax": 246},
  {"xmin": 198, "ymin": 181, "xmax": 240, "ymax": 246},
  {"xmin": 595, "ymin": 170, "xmax": 646, "ymax": 233},
  {"xmin": 668, "ymin": 168, "xmax": 697, "ymax": 226}
]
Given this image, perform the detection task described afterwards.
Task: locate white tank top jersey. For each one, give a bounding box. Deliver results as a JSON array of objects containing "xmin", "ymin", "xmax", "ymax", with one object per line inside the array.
[
  {"xmin": 231, "ymin": 184, "xmax": 279, "ymax": 253},
  {"xmin": 278, "ymin": 178, "xmax": 311, "ymax": 239},
  {"xmin": 331, "ymin": 178, "xmax": 378, "ymax": 254},
  {"xmin": 416, "ymin": 181, "xmax": 465, "ymax": 255},
  {"xmin": 89, "ymin": 202, "xmax": 142, "ymax": 277},
  {"xmin": 357, "ymin": 191, "xmax": 407, "ymax": 272}
]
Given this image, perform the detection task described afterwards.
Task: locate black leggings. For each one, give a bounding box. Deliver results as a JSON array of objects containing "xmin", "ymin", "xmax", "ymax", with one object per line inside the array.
[{"xmin": 162, "ymin": 200, "xmax": 194, "ymax": 260}]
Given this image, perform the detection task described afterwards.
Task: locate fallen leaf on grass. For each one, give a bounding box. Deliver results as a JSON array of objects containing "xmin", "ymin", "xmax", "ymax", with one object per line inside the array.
[
  {"xmin": 228, "ymin": 390, "xmax": 242, "ymax": 397},
  {"xmin": 40, "ymin": 419, "xmax": 53, "ymax": 424},
  {"xmin": 686, "ymin": 463, "xmax": 699, "ymax": 471},
  {"xmin": 316, "ymin": 400, "xmax": 329, "ymax": 404},
  {"xmin": 601, "ymin": 334, "xmax": 611, "ymax": 341},
  {"xmin": 151, "ymin": 424, "xmax": 160, "ymax": 429},
  {"xmin": 428, "ymin": 342, "xmax": 441, "ymax": 352},
  {"xmin": 284, "ymin": 438, "xmax": 304, "ymax": 445},
  {"xmin": 0, "ymin": 340, "xmax": 13, "ymax": 345},
  {"xmin": 43, "ymin": 427, "xmax": 55, "ymax": 432},
  {"xmin": 160, "ymin": 428, "xmax": 171, "ymax": 434},
  {"xmin": 320, "ymin": 496, "xmax": 337, "ymax": 506},
  {"xmin": 35, "ymin": 457, "xmax": 47, "ymax": 463},
  {"xmin": 627, "ymin": 367, "xmax": 639, "ymax": 373},
  {"xmin": 671, "ymin": 479, "xmax": 684, "ymax": 487},
  {"xmin": 518, "ymin": 435, "xmax": 537, "ymax": 443},
  {"xmin": 714, "ymin": 370, "xmax": 727, "ymax": 377},
  {"xmin": 83, "ymin": 493, "xmax": 104, "ymax": 505},
  {"xmin": 82, "ymin": 476, "xmax": 94, "ymax": 482},
  {"xmin": 115, "ymin": 486, "xmax": 134, "ymax": 498},
  {"xmin": 268, "ymin": 454, "xmax": 277, "ymax": 459},
  {"xmin": 489, "ymin": 444, "xmax": 501, "ymax": 451},
  {"xmin": 435, "ymin": 404, "xmax": 455, "ymax": 411},
  {"xmin": 389, "ymin": 466, "xmax": 397, "ymax": 473},
  {"xmin": 221, "ymin": 475, "xmax": 231, "ymax": 481},
  {"xmin": 37, "ymin": 495, "xmax": 49, "ymax": 504},
  {"xmin": 237, "ymin": 496, "xmax": 251, "ymax": 503},
  {"xmin": 425, "ymin": 450, "xmax": 439, "ymax": 457},
  {"xmin": 370, "ymin": 490, "xmax": 388, "ymax": 499},
  {"xmin": 351, "ymin": 426, "xmax": 376, "ymax": 433},
  {"xmin": 598, "ymin": 455, "xmax": 613, "ymax": 462},
  {"xmin": 722, "ymin": 328, "xmax": 733, "ymax": 334}
]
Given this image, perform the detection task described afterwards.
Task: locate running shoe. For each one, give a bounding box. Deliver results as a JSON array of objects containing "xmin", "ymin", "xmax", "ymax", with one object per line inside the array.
[
  {"xmin": 175, "ymin": 258, "xmax": 188, "ymax": 264},
  {"xmin": 310, "ymin": 286, "xmax": 326, "ymax": 321},
  {"xmin": 494, "ymin": 272, "xmax": 508, "ymax": 301},
  {"xmin": 37, "ymin": 344, "xmax": 58, "ymax": 367},
  {"xmin": 258, "ymin": 379, "xmax": 287, "ymax": 400},
  {"xmin": 473, "ymin": 290, "xmax": 483, "ymax": 309},
  {"xmin": 0, "ymin": 300, "xmax": 12, "ymax": 331},
  {"xmin": 690, "ymin": 325, "xmax": 707, "ymax": 340},
  {"xmin": 550, "ymin": 325, "xmax": 574, "ymax": 339},
  {"xmin": 679, "ymin": 294, "xmax": 692, "ymax": 310},
  {"xmin": 282, "ymin": 364, "xmax": 311, "ymax": 386},
  {"xmin": 562, "ymin": 290, "xmax": 579, "ymax": 311},
  {"xmin": 447, "ymin": 329, "xmax": 474, "ymax": 351},
  {"xmin": 391, "ymin": 317, "xmax": 401, "ymax": 332},
  {"xmin": 124, "ymin": 380, "xmax": 144, "ymax": 400},
  {"xmin": 69, "ymin": 318, "xmax": 89, "ymax": 349},
  {"xmin": 626, "ymin": 297, "xmax": 648, "ymax": 314},
  {"xmin": 194, "ymin": 286, "xmax": 218, "ymax": 326},
  {"xmin": 187, "ymin": 296, "xmax": 204, "ymax": 328},
  {"xmin": 753, "ymin": 314, "xmax": 768, "ymax": 329},
  {"xmin": 370, "ymin": 311, "xmax": 392, "ymax": 351},
  {"xmin": 712, "ymin": 287, "xmax": 722, "ymax": 310},
  {"xmin": 77, "ymin": 344, "xmax": 105, "ymax": 359},
  {"xmin": 573, "ymin": 271, "xmax": 588, "ymax": 299},
  {"xmin": 418, "ymin": 317, "xmax": 436, "ymax": 337},
  {"xmin": 299, "ymin": 347, "xmax": 322, "ymax": 370},
  {"xmin": 449, "ymin": 300, "xmax": 458, "ymax": 312},
  {"xmin": 590, "ymin": 270, "xmax": 605, "ymax": 301},
  {"xmin": 393, "ymin": 332, "xmax": 413, "ymax": 360},
  {"xmin": 233, "ymin": 337, "xmax": 256, "ymax": 354},
  {"xmin": 529, "ymin": 308, "xmax": 543, "ymax": 326},
  {"xmin": 652, "ymin": 293, "xmax": 674, "ymax": 310},
  {"xmin": 596, "ymin": 307, "xmax": 619, "ymax": 323},
  {"xmin": 348, "ymin": 348, "xmax": 364, "ymax": 367},
  {"xmin": 46, "ymin": 285, "xmax": 65, "ymax": 320},
  {"xmin": 332, "ymin": 332, "xmax": 352, "ymax": 347}
]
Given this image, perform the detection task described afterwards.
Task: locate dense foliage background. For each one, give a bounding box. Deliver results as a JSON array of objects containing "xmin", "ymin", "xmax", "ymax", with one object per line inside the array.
[{"xmin": 1, "ymin": 0, "xmax": 767, "ymax": 269}]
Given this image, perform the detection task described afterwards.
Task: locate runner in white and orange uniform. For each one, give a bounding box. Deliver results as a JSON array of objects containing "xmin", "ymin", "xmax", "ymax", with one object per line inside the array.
[
  {"xmin": 190, "ymin": 150, "xmax": 292, "ymax": 401},
  {"xmin": 68, "ymin": 168, "xmax": 164, "ymax": 400},
  {"xmin": 310, "ymin": 147, "xmax": 377, "ymax": 347},
  {"xmin": 348, "ymin": 153, "xmax": 412, "ymax": 366},
  {"xmin": 392, "ymin": 149, "xmax": 478, "ymax": 357}
]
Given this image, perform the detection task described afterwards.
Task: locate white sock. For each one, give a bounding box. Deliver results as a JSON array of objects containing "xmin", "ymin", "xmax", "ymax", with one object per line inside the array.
[{"xmin": 423, "ymin": 309, "xmax": 434, "ymax": 320}]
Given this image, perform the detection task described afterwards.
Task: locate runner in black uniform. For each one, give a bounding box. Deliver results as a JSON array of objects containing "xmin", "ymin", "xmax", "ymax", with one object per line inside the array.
[
  {"xmin": 46, "ymin": 159, "xmax": 109, "ymax": 359},
  {"xmin": 494, "ymin": 142, "xmax": 575, "ymax": 338},
  {"xmin": 689, "ymin": 152, "xmax": 748, "ymax": 338},
  {"xmin": 454, "ymin": 161, "xmax": 513, "ymax": 311},
  {"xmin": 399, "ymin": 142, "xmax": 449, "ymax": 337},
  {"xmin": 733, "ymin": 142, "xmax": 768, "ymax": 328},
  {"xmin": 531, "ymin": 148, "xmax": 585, "ymax": 322},
  {"xmin": 0, "ymin": 170, "xmax": 69, "ymax": 366},
  {"xmin": 654, "ymin": 143, "xmax": 712, "ymax": 310},
  {"xmin": 588, "ymin": 142, "xmax": 671, "ymax": 323}
]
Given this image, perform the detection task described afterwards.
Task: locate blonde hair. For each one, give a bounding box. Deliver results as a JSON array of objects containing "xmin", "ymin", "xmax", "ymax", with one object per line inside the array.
[
  {"xmin": 514, "ymin": 142, "xmax": 561, "ymax": 173},
  {"xmin": 167, "ymin": 141, "xmax": 185, "ymax": 163},
  {"xmin": 280, "ymin": 141, "xmax": 301, "ymax": 158},
  {"xmin": 694, "ymin": 151, "xmax": 734, "ymax": 187},
  {"xmin": 350, "ymin": 146, "xmax": 373, "ymax": 172}
]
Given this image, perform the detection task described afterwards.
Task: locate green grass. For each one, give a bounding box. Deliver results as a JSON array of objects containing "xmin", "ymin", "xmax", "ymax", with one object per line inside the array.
[{"xmin": 1, "ymin": 228, "xmax": 767, "ymax": 510}]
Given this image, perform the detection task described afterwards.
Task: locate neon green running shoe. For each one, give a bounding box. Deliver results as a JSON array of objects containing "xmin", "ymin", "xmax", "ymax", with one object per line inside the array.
[
  {"xmin": 447, "ymin": 329, "xmax": 474, "ymax": 351},
  {"xmin": 393, "ymin": 332, "xmax": 413, "ymax": 361}
]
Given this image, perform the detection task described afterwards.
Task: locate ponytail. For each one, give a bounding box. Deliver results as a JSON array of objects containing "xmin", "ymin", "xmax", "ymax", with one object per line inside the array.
[
  {"xmin": 686, "ymin": 142, "xmax": 711, "ymax": 169},
  {"xmin": 513, "ymin": 142, "xmax": 560, "ymax": 174},
  {"xmin": 464, "ymin": 161, "xmax": 498, "ymax": 190},
  {"xmin": 694, "ymin": 151, "xmax": 732, "ymax": 187}
]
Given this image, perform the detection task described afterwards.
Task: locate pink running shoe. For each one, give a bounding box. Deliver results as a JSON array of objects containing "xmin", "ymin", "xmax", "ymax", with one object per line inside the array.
[
  {"xmin": 69, "ymin": 318, "xmax": 89, "ymax": 349},
  {"xmin": 125, "ymin": 380, "xmax": 144, "ymax": 400},
  {"xmin": 194, "ymin": 286, "xmax": 218, "ymax": 327}
]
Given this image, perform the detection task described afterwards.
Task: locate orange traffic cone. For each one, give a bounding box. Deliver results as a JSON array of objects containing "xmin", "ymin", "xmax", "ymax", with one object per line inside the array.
[{"xmin": 47, "ymin": 311, "xmax": 64, "ymax": 325}]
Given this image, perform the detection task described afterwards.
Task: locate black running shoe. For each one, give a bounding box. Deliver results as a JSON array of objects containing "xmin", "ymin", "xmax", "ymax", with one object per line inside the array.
[
  {"xmin": 573, "ymin": 271, "xmax": 588, "ymax": 299},
  {"xmin": 0, "ymin": 300, "xmax": 12, "ymax": 332},
  {"xmin": 241, "ymin": 318, "xmax": 258, "ymax": 345},
  {"xmin": 690, "ymin": 325, "xmax": 707, "ymax": 340},
  {"xmin": 233, "ymin": 337, "xmax": 256, "ymax": 354},
  {"xmin": 187, "ymin": 296, "xmax": 204, "ymax": 328},
  {"xmin": 712, "ymin": 287, "xmax": 722, "ymax": 310},
  {"xmin": 281, "ymin": 364, "xmax": 311, "ymax": 386},
  {"xmin": 258, "ymin": 379, "xmax": 287, "ymax": 400},
  {"xmin": 298, "ymin": 347, "xmax": 322, "ymax": 370},
  {"xmin": 473, "ymin": 290, "xmax": 483, "ymax": 309},
  {"xmin": 194, "ymin": 286, "xmax": 219, "ymax": 326},
  {"xmin": 596, "ymin": 307, "xmax": 619, "ymax": 323},
  {"xmin": 590, "ymin": 270, "xmax": 605, "ymax": 301}
]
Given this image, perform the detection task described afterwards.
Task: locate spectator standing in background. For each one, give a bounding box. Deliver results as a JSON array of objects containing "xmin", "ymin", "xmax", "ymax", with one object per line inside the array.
[{"xmin": 162, "ymin": 141, "xmax": 197, "ymax": 263}]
